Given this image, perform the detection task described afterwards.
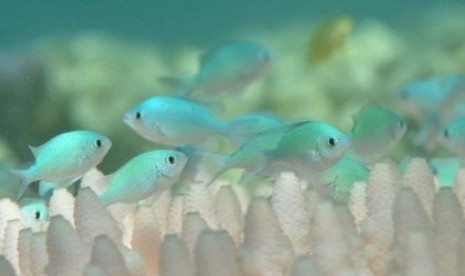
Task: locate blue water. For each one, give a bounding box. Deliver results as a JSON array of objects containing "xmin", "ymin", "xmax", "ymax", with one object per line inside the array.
[{"xmin": 0, "ymin": 0, "xmax": 460, "ymax": 47}]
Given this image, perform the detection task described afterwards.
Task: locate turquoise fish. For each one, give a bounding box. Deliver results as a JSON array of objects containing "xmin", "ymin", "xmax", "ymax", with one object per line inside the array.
[
  {"xmin": 162, "ymin": 41, "xmax": 273, "ymax": 96},
  {"xmin": 397, "ymin": 73, "xmax": 465, "ymax": 150},
  {"xmin": 319, "ymin": 155, "xmax": 369, "ymax": 202},
  {"xmin": 124, "ymin": 96, "xmax": 232, "ymax": 146},
  {"xmin": 20, "ymin": 198, "xmax": 49, "ymax": 229},
  {"xmin": 438, "ymin": 116, "xmax": 465, "ymax": 161},
  {"xmin": 11, "ymin": 130, "xmax": 112, "ymax": 199},
  {"xmin": 267, "ymin": 120, "xmax": 351, "ymax": 177},
  {"xmin": 207, "ymin": 123, "xmax": 287, "ymax": 185},
  {"xmin": 99, "ymin": 150, "xmax": 187, "ymax": 206},
  {"xmin": 350, "ymin": 102, "xmax": 407, "ymax": 164}
]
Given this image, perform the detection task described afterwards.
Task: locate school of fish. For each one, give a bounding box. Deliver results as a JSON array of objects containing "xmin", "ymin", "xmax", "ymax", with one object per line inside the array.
[{"xmin": 8, "ymin": 39, "xmax": 465, "ymax": 207}]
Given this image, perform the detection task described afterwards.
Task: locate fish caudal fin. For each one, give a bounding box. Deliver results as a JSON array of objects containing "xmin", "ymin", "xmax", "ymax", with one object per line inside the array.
[{"xmin": 10, "ymin": 169, "xmax": 32, "ymax": 200}]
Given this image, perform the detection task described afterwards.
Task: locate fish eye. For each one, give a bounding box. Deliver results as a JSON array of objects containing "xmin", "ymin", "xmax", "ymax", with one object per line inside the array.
[
  {"xmin": 328, "ymin": 137, "xmax": 337, "ymax": 147},
  {"xmin": 135, "ymin": 111, "xmax": 142, "ymax": 119},
  {"xmin": 166, "ymin": 155, "xmax": 176, "ymax": 165},
  {"xmin": 35, "ymin": 211, "xmax": 40, "ymax": 220},
  {"xmin": 399, "ymin": 119, "xmax": 405, "ymax": 129},
  {"xmin": 95, "ymin": 139, "xmax": 102, "ymax": 148},
  {"xmin": 444, "ymin": 129, "xmax": 449, "ymax": 139}
]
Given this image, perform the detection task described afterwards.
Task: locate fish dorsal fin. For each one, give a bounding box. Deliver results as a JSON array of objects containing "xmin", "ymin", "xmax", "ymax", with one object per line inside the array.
[
  {"xmin": 28, "ymin": 145, "xmax": 42, "ymax": 158},
  {"xmin": 353, "ymin": 101, "xmax": 381, "ymax": 123},
  {"xmin": 175, "ymin": 96, "xmax": 225, "ymax": 114}
]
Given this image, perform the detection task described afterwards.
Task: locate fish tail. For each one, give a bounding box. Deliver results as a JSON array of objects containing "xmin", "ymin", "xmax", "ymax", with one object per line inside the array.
[
  {"xmin": 224, "ymin": 119, "xmax": 257, "ymax": 147},
  {"xmin": 10, "ymin": 168, "xmax": 33, "ymax": 200},
  {"xmin": 205, "ymin": 154, "xmax": 229, "ymax": 186}
]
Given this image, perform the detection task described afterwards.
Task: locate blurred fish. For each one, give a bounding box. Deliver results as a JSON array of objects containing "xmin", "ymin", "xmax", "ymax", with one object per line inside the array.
[
  {"xmin": 307, "ymin": 15, "xmax": 353, "ymax": 64},
  {"xmin": 207, "ymin": 124, "xmax": 287, "ymax": 185},
  {"xmin": 161, "ymin": 41, "xmax": 273, "ymax": 96},
  {"xmin": 124, "ymin": 96, "xmax": 254, "ymax": 146},
  {"xmin": 397, "ymin": 73, "xmax": 465, "ymax": 150},
  {"xmin": 350, "ymin": 102, "xmax": 407, "ymax": 164},
  {"xmin": 267, "ymin": 120, "xmax": 351, "ymax": 177},
  {"xmin": 19, "ymin": 198, "xmax": 49, "ymax": 230},
  {"xmin": 319, "ymin": 155, "xmax": 369, "ymax": 202},
  {"xmin": 438, "ymin": 116, "xmax": 465, "ymax": 161},
  {"xmin": 99, "ymin": 150, "xmax": 187, "ymax": 206},
  {"xmin": 11, "ymin": 130, "xmax": 112, "ymax": 199},
  {"xmin": 227, "ymin": 112, "xmax": 283, "ymax": 147},
  {"xmin": 428, "ymin": 157, "xmax": 460, "ymax": 187}
]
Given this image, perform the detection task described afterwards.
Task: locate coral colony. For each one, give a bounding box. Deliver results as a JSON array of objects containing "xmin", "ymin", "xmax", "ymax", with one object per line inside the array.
[{"xmin": 1, "ymin": 15, "xmax": 465, "ymax": 276}]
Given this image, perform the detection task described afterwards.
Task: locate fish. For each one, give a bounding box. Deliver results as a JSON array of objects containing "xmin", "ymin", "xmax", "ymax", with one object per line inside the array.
[
  {"xmin": 99, "ymin": 150, "xmax": 188, "ymax": 206},
  {"xmin": 267, "ymin": 121, "xmax": 351, "ymax": 177},
  {"xmin": 11, "ymin": 130, "xmax": 112, "ymax": 199},
  {"xmin": 124, "ymin": 96, "xmax": 254, "ymax": 146},
  {"xmin": 307, "ymin": 15, "xmax": 353, "ymax": 64},
  {"xmin": 207, "ymin": 123, "xmax": 288, "ymax": 185},
  {"xmin": 226, "ymin": 112, "xmax": 284, "ymax": 147},
  {"xmin": 349, "ymin": 102, "xmax": 407, "ymax": 164},
  {"xmin": 397, "ymin": 73, "xmax": 465, "ymax": 150},
  {"xmin": 438, "ymin": 116, "xmax": 465, "ymax": 160},
  {"xmin": 19, "ymin": 198, "xmax": 49, "ymax": 230},
  {"xmin": 319, "ymin": 155, "xmax": 369, "ymax": 202},
  {"xmin": 161, "ymin": 41, "xmax": 273, "ymax": 96}
]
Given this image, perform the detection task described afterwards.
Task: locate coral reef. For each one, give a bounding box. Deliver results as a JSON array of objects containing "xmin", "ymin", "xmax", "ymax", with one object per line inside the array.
[{"xmin": 0, "ymin": 158, "xmax": 464, "ymax": 275}]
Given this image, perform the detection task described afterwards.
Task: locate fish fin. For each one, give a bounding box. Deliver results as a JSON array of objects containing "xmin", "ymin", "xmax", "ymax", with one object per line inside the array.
[
  {"xmin": 28, "ymin": 145, "xmax": 41, "ymax": 158},
  {"xmin": 38, "ymin": 181, "xmax": 56, "ymax": 198},
  {"xmin": 158, "ymin": 76, "xmax": 195, "ymax": 97},
  {"xmin": 10, "ymin": 169, "xmax": 32, "ymax": 200},
  {"xmin": 204, "ymin": 154, "xmax": 229, "ymax": 186},
  {"xmin": 173, "ymin": 96, "xmax": 225, "ymax": 114}
]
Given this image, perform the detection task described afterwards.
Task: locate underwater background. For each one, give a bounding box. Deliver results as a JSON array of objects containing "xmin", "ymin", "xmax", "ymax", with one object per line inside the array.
[
  {"xmin": 2, "ymin": 1, "xmax": 465, "ymax": 276},
  {"xmin": 1, "ymin": 0, "xmax": 465, "ymax": 174}
]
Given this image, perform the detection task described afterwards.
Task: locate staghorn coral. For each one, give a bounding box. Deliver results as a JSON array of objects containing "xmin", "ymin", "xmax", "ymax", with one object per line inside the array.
[{"xmin": 3, "ymin": 158, "xmax": 465, "ymax": 275}]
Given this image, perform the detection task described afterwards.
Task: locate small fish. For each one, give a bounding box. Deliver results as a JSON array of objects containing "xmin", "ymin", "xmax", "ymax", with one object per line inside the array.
[
  {"xmin": 19, "ymin": 198, "xmax": 49, "ymax": 229},
  {"xmin": 227, "ymin": 112, "xmax": 284, "ymax": 147},
  {"xmin": 99, "ymin": 150, "xmax": 187, "ymax": 206},
  {"xmin": 11, "ymin": 130, "xmax": 112, "ymax": 199},
  {"xmin": 438, "ymin": 116, "xmax": 465, "ymax": 160},
  {"xmin": 307, "ymin": 15, "xmax": 353, "ymax": 64},
  {"xmin": 397, "ymin": 73, "xmax": 465, "ymax": 150},
  {"xmin": 124, "ymin": 96, "xmax": 232, "ymax": 146},
  {"xmin": 161, "ymin": 41, "xmax": 273, "ymax": 96},
  {"xmin": 350, "ymin": 102, "xmax": 407, "ymax": 164},
  {"xmin": 208, "ymin": 124, "xmax": 287, "ymax": 185},
  {"xmin": 267, "ymin": 120, "xmax": 351, "ymax": 177},
  {"xmin": 319, "ymin": 155, "xmax": 369, "ymax": 202}
]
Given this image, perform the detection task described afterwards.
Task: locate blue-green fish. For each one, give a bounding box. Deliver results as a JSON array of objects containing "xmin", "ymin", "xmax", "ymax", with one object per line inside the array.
[
  {"xmin": 20, "ymin": 198, "xmax": 49, "ymax": 228},
  {"xmin": 12, "ymin": 130, "xmax": 112, "ymax": 199},
  {"xmin": 319, "ymin": 155, "xmax": 369, "ymax": 202},
  {"xmin": 397, "ymin": 73, "xmax": 465, "ymax": 149},
  {"xmin": 124, "ymin": 96, "xmax": 232, "ymax": 146},
  {"xmin": 227, "ymin": 112, "xmax": 283, "ymax": 147},
  {"xmin": 207, "ymin": 124, "xmax": 286, "ymax": 185},
  {"xmin": 99, "ymin": 150, "xmax": 188, "ymax": 206},
  {"xmin": 350, "ymin": 102, "xmax": 407, "ymax": 164},
  {"xmin": 438, "ymin": 116, "xmax": 465, "ymax": 160},
  {"xmin": 163, "ymin": 41, "xmax": 273, "ymax": 96},
  {"xmin": 267, "ymin": 121, "xmax": 351, "ymax": 177}
]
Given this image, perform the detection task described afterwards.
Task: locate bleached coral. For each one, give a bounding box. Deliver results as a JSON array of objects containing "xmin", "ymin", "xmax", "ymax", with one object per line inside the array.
[{"xmin": 2, "ymin": 157, "xmax": 465, "ymax": 275}]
